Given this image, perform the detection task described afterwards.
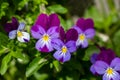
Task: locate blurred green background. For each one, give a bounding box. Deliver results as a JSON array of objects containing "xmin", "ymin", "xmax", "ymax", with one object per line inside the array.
[{"xmin": 0, "ymin": 0, "xmax": 120, "ymax": 80}]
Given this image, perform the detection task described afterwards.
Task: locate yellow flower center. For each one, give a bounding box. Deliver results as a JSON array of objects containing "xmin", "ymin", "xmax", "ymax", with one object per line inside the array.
[
  {"xmin": 17, "ymin": 31, "xmax": 23, "ymax": 37},
  {"xmin": 42, "ymin": 34, "xmax": 49, "ymax": 42},
  {"xmin": 61, "ymin": 46, "xmax": 67, "ymax": 54},
  {"xmin": 79, "ymin": 34, "xmax": 85, "ymax": 41},
  {"xmin": 106, "ymin": 68, "xmax": 113, "ymax": 75}
]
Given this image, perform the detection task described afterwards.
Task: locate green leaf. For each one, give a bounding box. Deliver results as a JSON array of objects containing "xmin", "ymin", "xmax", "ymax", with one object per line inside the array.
[
  {"xmin": 113, "ymin": 30, "xmax": 120, "ymax": 56},
  {"xmin": 0, "ymin": 2, "xmax": 9, "ymax": 19},
  {"xmin": 53, "ymin": 60, "xmax": 61, "ymax": 72},
  {"xmin": 83, "ymin": 46, "xmax": 100, "ymax": 61},
  {"xmin": 34, "ymin": 0, "xmax": 48, "ymax": 5},
  {"xmin": 34, "ymin": 72, "xmax": 48, "ymax": 80},
  {"xmin": 11, "ymin": 50, "xmax": 25, "ymax": 60},
  {"xmin": 47, "ymin": 5, "xmax": 68, "ymax": 14},
  {"xmin": 0, "ymin": 46, "xmax": 9, "ymax": 56},
  {"xmin": 0, "ymin": 53, "xmax": 12, "ymax": 75},
  {"xmin": 0, "ymin": 32, "xmax": 9, "ymax": 46},
  {"xmin": 18, "ymin": 0, "xmax": 29, "ymax": 10},
  {"xmin": 26, "ymin": 57, "xmax": 48, "ymax": 77}
]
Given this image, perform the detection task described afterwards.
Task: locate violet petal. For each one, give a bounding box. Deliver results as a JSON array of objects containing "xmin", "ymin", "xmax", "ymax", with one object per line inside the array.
[
  {"xmin": 47, "ymin": 26, "xmax": 59, "ymax": 38},
  {"xmin": 52, "ymin": 39, "xmax": 64, "ymax": 50},
  {"xmin": 90, "ymin": 53, "xmax": 98, "ymax": 64},
  {"xmin": 9, "ymin": 30, "xmax": 17, "ymax": 39},
  {"xmin": 66, "ymin": 28, "xmax": 78, "ymax": 42},
  {"xmin": 31, "ymin": 25, "xmax": 45, "ymax": 39},
  {"xmin": 76, "ymin": 18, "xmax": 94, "ymax": 31},
  {"xmin": 94, "ymin": 61, "xmax": 108, "ymax": 75},
  {"xmin": 35, "ymin": 39, "xmax": 45, "ymax": 51},
  {"xmin": 90, "ymin": 65, "xmax": 96, "ymax": 74},
  {"xmin": 110, "ymin": 58, "xmax": 120, "ymax": 71},
  {"xmin": 59, "ymin": 27, "xmax": 66, "ymax": 42},
  {"xmin": 103, "ymin": 73, "xmax": 110, "ymax": 80},
  {"xmin": 65, "ymin": 41, "xmax": 76, "ymax": 53},
  {"xmin": 84, "ymin": 28, "xmax": 95, "ymax": 39},
  {"xmin": 81, "ymin": 39, "xmax": 88, "ymax": 48},
  {"xmin": 73, "ymin": 26, "xmax": 83, "ymax": 34},
  {"xmin": 48, "ymin": 13, "xmax": 60, "ymax": 28},
  {"xmin": 18, "ymin": 22, "xmax": 25, "ymax": 31},
  {"xmin": 12, "ymin": 17, "xmax": 19, "ymax": 30},
  {"xmin": 35, "ymin": 13, "xmax": 48, "ymax": 31}
]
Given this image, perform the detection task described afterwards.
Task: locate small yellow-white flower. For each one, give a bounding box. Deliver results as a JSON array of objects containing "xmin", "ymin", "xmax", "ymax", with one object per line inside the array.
[{"xmin": 9, "ymin": 22, "xmax": 30, "ymax": 42}]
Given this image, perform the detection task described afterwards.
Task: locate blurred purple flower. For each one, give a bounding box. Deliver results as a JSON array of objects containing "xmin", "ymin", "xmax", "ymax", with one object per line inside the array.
[
  {"xmin": 93, "ymin": 58, "xmax": 120, "ymax": 80},
  {"xmin": 4, "ymin": 17, "xmax": 30, "ymax": 42},
  {"xmin": 90, "ymin": 48, "xmax": 116, "ymax": 75},
  {"xmin": 90, "ymin": 48, "xmax": 116, "ymax": 64},
  {"xmin": 4, "ymin": 17, "xmax": 19, "ymax": 33},
  {"xmin": 31, "ymin": 13, "xmax": 60, "ymax": 52},
  {"xmin": 52, "ymin": 27, "xmax": 78, "ymax": 63},
  {"xmin": 73, "ymin": 18, "xmax": 95, "ymax": 48}
]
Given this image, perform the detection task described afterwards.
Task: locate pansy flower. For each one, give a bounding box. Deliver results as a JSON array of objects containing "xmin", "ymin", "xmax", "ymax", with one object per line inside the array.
[
  {"xmin": 52, "ymin": 27, "xmax": 78, "ymax": 63},
  {"xmin": 90, "ymin": 48, "xmax": 116, "ymax": 64},
  {"xmin": 31, "ymin": 13, "xmax": 60, "ymax": 52},
  {"xmin": 4, "ymin": 17, "xmax": 30, "ymax": 42},
  {"xmin": 73, "ymin": 18, "xmax": 95, "ymax": 48},
  {"xmin": 90, "ymin": 48, "xmax": 116, "ymax": 75},
  {"xmin": 93, "ymin": 58, "xmax": 120, "ymax": 80}
]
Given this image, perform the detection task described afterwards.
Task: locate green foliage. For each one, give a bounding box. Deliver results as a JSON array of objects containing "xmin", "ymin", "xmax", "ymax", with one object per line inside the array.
[
  {"xmin": 113, "ymin": 30, "xmax": 120, "ymax": 56},
  {"xmin": 0, "ymin": 32, "xmax": 9, "ymax": 47},
  {"xmin": 83, "ymin": 46, "xmax": 100, "ymax": 61},
  {"xmin": 26, "ymin": 57, "xmax": 48, "ymax": 77},
  {"xmin": 0, "ymin": 53, "xmax": 12, "ymax": 75},
  {"xmin": 47, "ymin": 4, "xmax": 68, "ymax": 14},
  {"xmin": 53, "ymin": 60, "xmax": 61, "ymax": 72},
  {"xmin": 0, "ymin": 2, "xmax": 9, "ymax": 19}
]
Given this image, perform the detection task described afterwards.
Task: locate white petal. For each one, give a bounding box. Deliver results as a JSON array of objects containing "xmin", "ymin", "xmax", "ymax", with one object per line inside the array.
[
  {"xmin": 9, "ymin": 30, "xmax": 17, "ymax": 39},
  {"xmin": 17, "ymin": 32, "xmax": 30, "ymax": 42},
  {"xmin": 76, "ymin": 38, "xmax": 81, "ymax": 47},
  {"xmin": 18, "ymin": 22, "xmax": 25, "ymax": 30}
]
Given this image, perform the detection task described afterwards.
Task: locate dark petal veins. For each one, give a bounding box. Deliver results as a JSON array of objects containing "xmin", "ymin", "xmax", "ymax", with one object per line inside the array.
[
  {"xmin": 23, "ymin": 38, "xmax": 29, "ymax": 42},
  {"xmin": 59, "ymin": 57, "xmax": 64, "ymax": 62}
]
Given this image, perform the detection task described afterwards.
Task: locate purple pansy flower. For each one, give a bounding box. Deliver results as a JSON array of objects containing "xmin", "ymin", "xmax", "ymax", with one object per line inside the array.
[
  {"xmin": 90, "ymin": 48, "xmax": 116, "ymax": 75},
  {"xmin": 4, "ymin": 17, "xmax": 30, "ymax": 42},
  {"xmin": 73, "ymin": 18, "xmax": 95, "ymax": 48},
  {"xmin": 90, "ymin": 48, "xmax": 116, "ymax": 64},
  {"xmin": 52, "ymin": 27, "xmax": 78, "ymax": 63},
  {"xmin": 31, "ymin": 13, "xmax": 60, "ymax": 52},
  {"xmin": 93, "ymin": 58, "xmax": 120, "ymax": 80}
]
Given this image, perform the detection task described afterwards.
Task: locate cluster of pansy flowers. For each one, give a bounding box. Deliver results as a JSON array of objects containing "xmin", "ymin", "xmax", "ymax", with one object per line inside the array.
[
  {"xmin": 90, "ymin": 47, "xmax": 120, "ymax": 80},
  {"xmin": 4, "ymin": 13, "xmax": 95, "ymax": 63},
  {"xmin": 31, "ymin": 13, "xmax": 95, "ymax": 62},
  {"xmin": 5, "ymin": 13, "xmax": 120, "ymax": 80}
]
